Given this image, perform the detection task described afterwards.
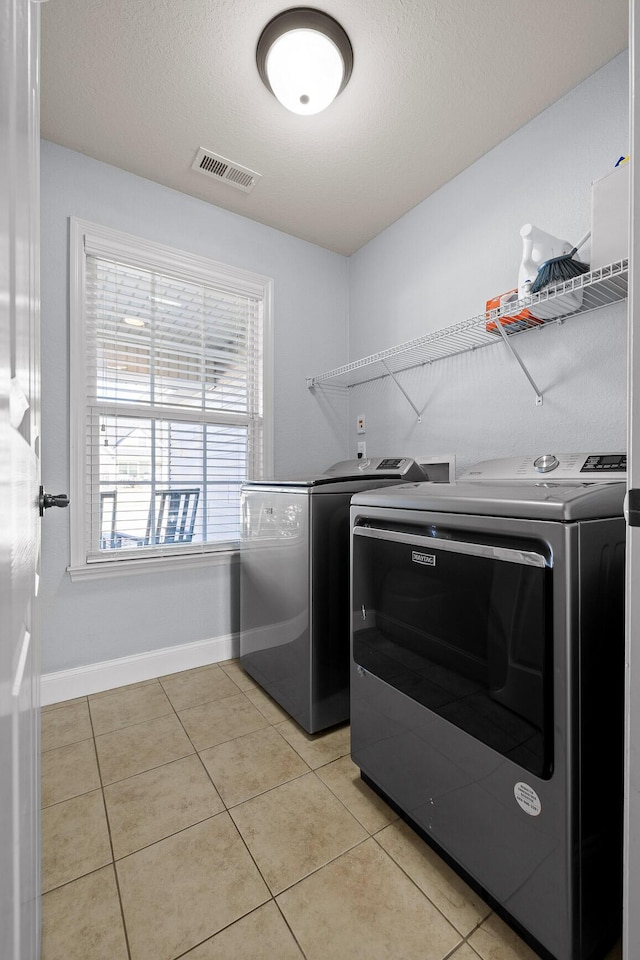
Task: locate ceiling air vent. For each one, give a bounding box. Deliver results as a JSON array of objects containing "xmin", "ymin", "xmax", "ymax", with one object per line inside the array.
[{"xmin": 191, "ymin": 148, "xmax": 261, "ymax": 193}]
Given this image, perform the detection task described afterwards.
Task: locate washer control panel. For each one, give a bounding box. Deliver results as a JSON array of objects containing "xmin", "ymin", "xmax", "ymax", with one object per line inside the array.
[
  {"xmin": 461, "ymin": 453, "xmax": 627, "ymax": 482},
  {"xmin": 324, "ymin": 457, "xmax": 427, "ymax": 480}
]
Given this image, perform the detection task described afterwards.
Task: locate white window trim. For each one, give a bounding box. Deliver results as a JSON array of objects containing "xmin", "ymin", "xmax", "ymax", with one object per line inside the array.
[{"xmin": 67, "ymin": 217, "xmax": 273, "ymax": 580}]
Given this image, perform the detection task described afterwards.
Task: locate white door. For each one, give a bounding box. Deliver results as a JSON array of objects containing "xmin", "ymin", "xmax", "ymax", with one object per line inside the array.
[
  {"xmin": 628, "ymin": 4, "xmax": 640, "ymax": 959},
  {"xmin": 1, "ymin": 0, "xmax": 43, "ymax": 957}
]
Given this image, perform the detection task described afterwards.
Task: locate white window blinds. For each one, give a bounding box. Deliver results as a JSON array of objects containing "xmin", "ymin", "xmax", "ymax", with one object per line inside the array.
[{"xmin": 69, "ymin": 220, "xmax": 272, "ymax": 573}]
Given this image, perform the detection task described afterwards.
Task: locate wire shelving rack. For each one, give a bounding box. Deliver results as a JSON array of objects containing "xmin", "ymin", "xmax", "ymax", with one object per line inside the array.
[{"xmin": 306, "ymin": 259, "xmax": 628, "ymax": 415}]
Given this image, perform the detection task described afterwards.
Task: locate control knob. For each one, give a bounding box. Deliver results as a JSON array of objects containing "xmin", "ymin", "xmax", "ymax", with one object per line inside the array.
[{"xmin": 533, "ymin": 454, "xmax": 559, "ymax": 474}]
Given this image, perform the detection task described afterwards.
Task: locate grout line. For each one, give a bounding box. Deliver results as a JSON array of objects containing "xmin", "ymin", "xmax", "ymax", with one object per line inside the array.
[
  {"xmin": 368, "ymin": 829, "xmax": 487, "ymax": 945},
  {"xmin": 187, "ymin": 750, "xmax": 225, "ymax": 806},
  {"xmin": 217, "ymin": 660, "xmax": 253, "ymax": 687},
  {"xmin": 41, "ymin": 695, "xmax": 89, "ymax": 713},
  {"xmin": 168, "ymin": 697, "xmax": 242, "ymax": 754},
  {"xmin": 150, "ymin": 675, "xmax": 204, "ymax": 754},
  {"xmin": 268, "ymin": 717, "xmax": 352, "ymax": 772},
  {"xmin": 87, "ymin": 688, "xmax": 134, "ymax": 960},
  {"xmin": 92, "ymin": 708, "xmax": 177, "ymax": 739},
  {"xmin": 312, "ymin": 758, "xmax": 397, "ymax": 836},
  {"xmin": 224, "ymin": 801, "xmax": 280, "ymax": 897},
  {"xmin": 85, "ymin": 705, "xmax": 105, "ymax": 814},
  {"xmin": 108, "ymin": 848, "xmax": 133, "ymax": 959},
  {"xmin": 169, "ymin": 901, "xmax": 281, "ymax": 960},
  {"xmin": 41, "ymin": 733, "xmax": 94, "ymax": 755},
  {"xmin": 111, "ymin": 812, "xmax": 225, "ymax": 864},
  {"xmin": 195, "ymin": 735, "xmax": 312, "ymax": 812},
  {"xmin": 100, "ymin": 800, "xmax": 134, "ymax": 960},
  {"xmin": 98, "ymin": 749, "xmax": 197, "ymax": 789},
  {"xmin": 463, "ymin": 928, "xmax": 490, "ymax": 958},
  {"xmin": 244, "ymin": 687, "xmax": 290, "ymax": 727},
  {"xmin": 307, "ymin": 767, "xmax": 367, "ymax": 830},
  {"xmin": 102, "ymin": 751, "xmax": 207, "ymax": 791},
  {"xmin": 41, "ymin": 783, "xmax": 102, "ymax": 812},
  {"xmin": 271, "ymin": 835, "xmax": 372, "ymax": 899},
  {"xmin": 273, "ymin": 898, "xmax": 310, "ymax": 960},
  {"xmin": 158, "ymin": 687, "xmax": 242, "ymax": 714},
  {"xmin": 441, "ymin": 940, "xmax": 475, "ymax": 960},
  {"xmin": 218, "ymin": 768, "xmax": 312, "ymax": 812},
  {"xmin": 463, "ymin": 914, "xmax": 491, "ymax": 941},
  {"xmin": 92, "ymin": 707, "xmax": 188, "ymax": 741},
  {"xmin": 194, "ymin": 745, "xmax": 228, "ymax": 799},
  {"xmin": 41, "ymin": 861, "xmax": 117, "ymax": 897},
  {"xmin": 40, "ymin": 781, "xmax": 113, "ymax": 897}
]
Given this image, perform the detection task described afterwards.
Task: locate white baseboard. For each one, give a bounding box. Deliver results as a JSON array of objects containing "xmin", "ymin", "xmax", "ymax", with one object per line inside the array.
[{"xmin": 40, "ymin": 633, "xmax": 239, "ymax": 705}]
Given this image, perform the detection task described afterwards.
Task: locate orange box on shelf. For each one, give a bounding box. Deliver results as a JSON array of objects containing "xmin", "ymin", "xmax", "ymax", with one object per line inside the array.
[{"xmin": 485, "ymin": 288, "xmax": 542, "ymax": 334}]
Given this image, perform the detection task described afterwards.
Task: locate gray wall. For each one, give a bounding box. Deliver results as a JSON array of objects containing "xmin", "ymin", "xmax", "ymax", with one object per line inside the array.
[
  {"xmin": 346, "ymin": 53, "xmax": 629, "ymax": 472},
  {"xmin": 40, "ymin": 142, "xmax": 349, "ymax": 673}
]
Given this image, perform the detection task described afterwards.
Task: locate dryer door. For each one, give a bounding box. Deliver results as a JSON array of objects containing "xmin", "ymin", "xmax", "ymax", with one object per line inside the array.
[{"xmin": 352, "ymin": 522, "xmax": 553, "ymax": 778}]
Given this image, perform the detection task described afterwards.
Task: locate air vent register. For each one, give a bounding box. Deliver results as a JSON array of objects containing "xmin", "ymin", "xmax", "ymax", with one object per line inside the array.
[{"xmin": 191, "ymin": 148, "xmax": 261, "ymax": 193}]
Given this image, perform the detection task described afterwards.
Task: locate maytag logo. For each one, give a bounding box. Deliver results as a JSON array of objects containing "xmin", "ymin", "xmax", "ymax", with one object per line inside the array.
[{"xmin": 412, "ymin": 551, "xmax": 436, "ymax": 567}]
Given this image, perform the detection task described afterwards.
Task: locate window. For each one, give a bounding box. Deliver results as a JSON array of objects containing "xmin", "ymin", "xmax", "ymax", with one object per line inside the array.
[{"xmin": 68, "ymin": 219, "xmax": 273, "ymax": 578}]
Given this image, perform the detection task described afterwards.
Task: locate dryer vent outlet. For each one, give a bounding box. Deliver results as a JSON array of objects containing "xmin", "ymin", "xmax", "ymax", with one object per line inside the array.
[{"xmin": 192, "ymin": 148, "xmax": 261, "ymax": 193}]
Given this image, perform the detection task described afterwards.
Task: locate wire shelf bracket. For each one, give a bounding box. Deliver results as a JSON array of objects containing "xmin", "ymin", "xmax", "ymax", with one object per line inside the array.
[
  {"xmin": 492, "ymin": 311, "xmax": 544, "ymax": 405},
  {"xmin": 381, "ymin": 359, "xmax": 423, "ymax": 420}
]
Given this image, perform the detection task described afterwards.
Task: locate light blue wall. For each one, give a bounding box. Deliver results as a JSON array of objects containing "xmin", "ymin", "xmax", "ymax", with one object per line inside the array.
[
  {"xmin": 347, "ymin": 53, "xmax": 629, "ymax": 473},
  {"xmin": 41, "ymin": 51, "xmax": 630, "ymax": 674},
  {"xmin": 40, "ymin": 142, "xmax": 349, "ymax": 673}
]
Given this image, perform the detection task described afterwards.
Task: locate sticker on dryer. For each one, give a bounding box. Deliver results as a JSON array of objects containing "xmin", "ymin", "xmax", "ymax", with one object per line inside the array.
[
  {"xmin": 412, "ymin": 551, "xmax": 436, "ymax": 566},
  {"xmin": 514, "ymin": 781, "xmax": 542, "ymax": 817}
]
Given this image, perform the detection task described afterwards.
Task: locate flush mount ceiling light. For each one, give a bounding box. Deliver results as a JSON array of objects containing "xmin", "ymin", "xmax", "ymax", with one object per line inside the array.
[{"xmin": 256, "ymin": 7, "xmax": 353, "ymax": 116}]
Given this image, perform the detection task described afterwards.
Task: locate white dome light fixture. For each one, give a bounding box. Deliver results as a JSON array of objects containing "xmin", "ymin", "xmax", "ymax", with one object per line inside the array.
[{"xmin": 256, "ymin": 8, "xmax": 353, "ymax": 116}]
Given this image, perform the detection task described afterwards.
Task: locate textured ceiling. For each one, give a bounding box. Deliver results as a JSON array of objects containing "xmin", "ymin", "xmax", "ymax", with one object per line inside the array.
[{"xmin": 40, "ymin": 0, "xmax": 628, "ymax": 255}]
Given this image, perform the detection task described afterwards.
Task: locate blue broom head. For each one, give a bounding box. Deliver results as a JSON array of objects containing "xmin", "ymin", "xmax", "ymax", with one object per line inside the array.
[{"xmin": 530, "ymin": 253, "xmax": 590, "ymax": 294}]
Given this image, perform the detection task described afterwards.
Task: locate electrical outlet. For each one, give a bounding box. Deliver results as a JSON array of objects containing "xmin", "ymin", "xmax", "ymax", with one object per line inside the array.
[
  {"xmin": 356, "ymin": 415, "xmax": 366, "ymax": 434},
  {"xmin": 357, "ymin": 441, "xmax": 366, "ymax": 459}
]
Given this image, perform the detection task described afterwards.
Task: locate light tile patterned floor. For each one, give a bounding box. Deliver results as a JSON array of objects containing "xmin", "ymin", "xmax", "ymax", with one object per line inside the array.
[{"xmin": 40, "ymin": 661, "xmax": 622, "ymax": 960}]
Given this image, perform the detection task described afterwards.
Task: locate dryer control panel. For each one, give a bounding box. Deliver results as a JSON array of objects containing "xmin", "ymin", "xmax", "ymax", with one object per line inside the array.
[
  {"xmin": 579, "ymin": 453, "xmax": 627, "ymax": 474},
  {"xmin": 461, "ymin": 452, "xmax": 627, "ymax": 482}
]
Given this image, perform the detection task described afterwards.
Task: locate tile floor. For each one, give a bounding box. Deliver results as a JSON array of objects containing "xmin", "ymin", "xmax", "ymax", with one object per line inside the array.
[{"xmin": 40, "ymin": 660, "xmax": 622, "ymax": 960}]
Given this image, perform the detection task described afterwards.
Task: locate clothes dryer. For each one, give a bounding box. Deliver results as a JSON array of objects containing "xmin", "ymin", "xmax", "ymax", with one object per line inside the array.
[{"xmin": 350, "ymin": 453, "xmax": 626, "ymax": 960}]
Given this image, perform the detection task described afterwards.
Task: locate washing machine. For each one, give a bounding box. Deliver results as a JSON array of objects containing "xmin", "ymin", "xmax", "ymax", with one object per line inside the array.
[
  {"xmin": 349, "ymin": 452, "xmax": 626, "ymax": 960},
  {"xmin": 239, "ymin": 456, "xmax": 428, "ymax": 733}
]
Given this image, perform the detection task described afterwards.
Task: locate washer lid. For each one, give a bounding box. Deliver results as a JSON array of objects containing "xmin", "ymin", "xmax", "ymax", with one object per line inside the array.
[
  {"xmin": 243, "ymin": 456, "xmax": 426, "ymax": 488},
  {"xmin": 350, "ymin": 479, "xmax": 627, "ymax": 521},
  {"xmin": 242, "ymin": 474, "xmax": 347, "ymax": 488}
]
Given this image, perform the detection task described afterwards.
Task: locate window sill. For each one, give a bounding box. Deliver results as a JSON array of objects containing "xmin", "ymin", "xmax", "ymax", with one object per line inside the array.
[{"xmin": 67, "ymin": 548, "xmax": 239, "ymax": 581}]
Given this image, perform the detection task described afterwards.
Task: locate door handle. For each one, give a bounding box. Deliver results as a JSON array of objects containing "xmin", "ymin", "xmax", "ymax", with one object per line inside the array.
[
  {"xmin": 353, "ymin": 524, "xmax": 549, "ymax": 567},
  {"xmin": 626, "ymin": 489, "xmax": 640, "ymax": 527},
  {"xmin": 38, "ymin": 485, "xmax": 70, "ymax": 517}
]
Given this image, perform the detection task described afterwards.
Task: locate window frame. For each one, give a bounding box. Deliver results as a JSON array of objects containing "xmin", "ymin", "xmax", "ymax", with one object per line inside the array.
[{"xmin": 68, "ymin": 218, "xmax": 273, "ymax": 580}]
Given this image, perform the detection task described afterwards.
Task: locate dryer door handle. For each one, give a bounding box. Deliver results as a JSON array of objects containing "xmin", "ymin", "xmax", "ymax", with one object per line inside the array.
[{"xmin": 353, "ymin": 525, "xmax": 548, "ymax": 568}]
